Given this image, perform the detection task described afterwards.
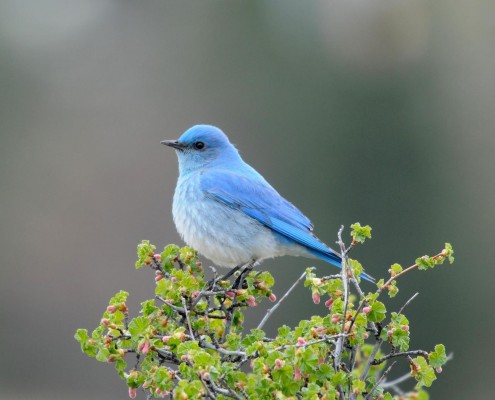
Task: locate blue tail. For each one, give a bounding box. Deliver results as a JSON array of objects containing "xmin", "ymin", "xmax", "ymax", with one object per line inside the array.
[{"xmin": 308, "ymin": 249, "xmax": 375, "ymax": 283}]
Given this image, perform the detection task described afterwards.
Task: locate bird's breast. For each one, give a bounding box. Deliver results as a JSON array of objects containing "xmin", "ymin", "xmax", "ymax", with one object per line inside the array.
[{"xmin": 171, "ymin": 174, "xmax": 282, "ymax": 267}]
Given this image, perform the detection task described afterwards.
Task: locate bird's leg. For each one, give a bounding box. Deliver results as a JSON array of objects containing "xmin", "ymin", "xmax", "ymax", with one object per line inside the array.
[
  {"xmin": 206, "ymin": 265, "xmax": 242, "ymax": 290},
  {"xmin": 218, "ymin": 265, "xmax": 242, "ymax": 282},
  {"xmin": 232, "ymin": 260, "xmax": 255, "ymax": 289}
]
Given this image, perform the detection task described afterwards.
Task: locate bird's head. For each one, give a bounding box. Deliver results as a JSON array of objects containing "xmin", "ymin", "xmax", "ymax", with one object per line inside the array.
[{"xmin": 162, "ymin": 125, "xmax": 241, "ymax": 174}]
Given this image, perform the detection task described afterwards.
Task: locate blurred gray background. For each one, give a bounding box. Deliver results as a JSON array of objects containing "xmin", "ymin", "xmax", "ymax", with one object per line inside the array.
[{"xmin": 1, "ymin": 1, "xmax": 494, "ymax": 399}]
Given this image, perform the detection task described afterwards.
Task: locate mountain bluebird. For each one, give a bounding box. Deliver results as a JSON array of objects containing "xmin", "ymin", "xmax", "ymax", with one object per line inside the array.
[{"xmin": 162, "ymin": 125, "xmax": 373, "ymax": 282}]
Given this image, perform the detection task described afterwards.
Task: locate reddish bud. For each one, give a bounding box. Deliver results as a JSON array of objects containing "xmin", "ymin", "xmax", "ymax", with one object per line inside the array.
[
  {"xmin": 106, "ymin": 305, "xmax": 118, "ymax": 313},
  {"xmin": 312, "ymin": 292, "xmax": 321, "ymax": 304},
  {"xmin": 181, "ymin": 354, "xmax": 188, "ymax": 362},
  {"xmin": 387, "ymin": 329, "xmax": 394, "ymax": 337},
  {"xmin": 162, "ymin": 335, "xmax": 171, "ymax": 343},
  {"xmin": 324, "ymin": 298, "xmax": 334, "ymax": 309},
  {"xmin": 155, "ymin": 275, "xmax": 164, "ymax": 282},
  {"xmin": 297, "ymin": 337, "xmax": 306, "ymax": 346},
  {"xmin": 401, "ymin": 325, "xmax": 409, "ymax": 331},
  {"xmin": 331, "ymin": 315, "xmax": 340, "ymax": 323},
  {"xmin": 269, "ymin": 293, "xmax": 277, "ymax": 302},
  {"xmin": 363, "ymin": 306, "xmax": 372, "ymax": 315},
  {"xmin": 108, "ymin": 355, "xmax": 116, "ymax": 363},
  {"xmin": 170, "ymin": 276, "xmax": 177, "ymax": 283},
  {"xmin": 141, "ymin": 341, "xmax": 150, "ymax": 354},
  {"xmin": 436, "ymin": 367, "xmax": 442, "ymax": 373},
  {"xmin": 101, "ymin": 318, "xmax": 110, "ymax": 326},
  {"xmin": 294, "ymin": 367, "xmax": 302, "ymax": 381},
  {"xmin": 225, "ymin": 291, "xmax": 235, "ymax": 299},
  {"xmin": 363, "ymin": 332, "xmax": 369, "ymax": 339},
  {"xmin": 274, "ymin": 358, "xmax": 284, "ymax": 370},
  {"xmin": 153, "ymin": 253, "xmax": 162, "ymax": 261},
  {"xmin": 128, "ymin": 387, "xmax": 137, "ymax": 399},
  {"xmin": 247, "ymin": 296, "xmax": 257, "ymax": 307},
  {"xmin": 191, "ymin": 291, "xmax": 200, "ymax": 299}
]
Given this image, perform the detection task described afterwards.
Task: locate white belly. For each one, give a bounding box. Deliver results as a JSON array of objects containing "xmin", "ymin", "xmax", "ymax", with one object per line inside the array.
[{"xmin": 172, "ymin": 174, "xmax": 288, "ymax": 267}]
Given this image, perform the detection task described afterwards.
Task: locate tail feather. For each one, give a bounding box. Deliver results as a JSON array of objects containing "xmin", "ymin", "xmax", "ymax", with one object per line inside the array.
[{"xmin": 308, "ymin": 249, "xmax": 375, "ymax": 283}]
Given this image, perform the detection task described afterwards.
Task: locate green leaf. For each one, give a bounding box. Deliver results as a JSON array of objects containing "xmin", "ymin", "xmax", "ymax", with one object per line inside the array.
[
  {"xmin": 350, "ymin": 223, "xmax": 372, "ymax": 244},
  {"xmin": 411, "ymin": 356, "xmax": 436, "ymax": 387},
  {"xmin": 141, "ymin": 299, "xmax": 158, "ymax": 316},
  {"xmin": 390, "ymin": 263, "xmax": 403, "ymax": 275},
  {"xmin": 368, "ymin": 301, "xmax": 386, "ymax": 322},
  {"xmin": 136, "ymin": 240, "xmax": 156, "ymax": 269},
  {"xmin": 128, "ymin": 316, "xmax": 149, "ymax": 336},
  {"xmin": 445, "ymin": 243, "xmax": 455, "ymax": 264},
  {"xmin": 417, "ymin": 255, "xmax": 435, "ymax": 270},
  {"xmin": 429, "ymin": 344, "xmax": 447, "ymax": 368},
  {"xmin": 74, "ymin": 328, "xmax": 89, "ymax": 344}
]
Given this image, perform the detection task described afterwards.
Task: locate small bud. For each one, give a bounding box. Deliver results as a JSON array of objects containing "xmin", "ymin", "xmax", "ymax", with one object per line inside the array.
[
  {"xmin": 294, "ymin": 367, "xmax": 302, "ymax": 381},
  {"xmin": 141, "ymin": 341, "xmax": 150, "ymax": 354},
  {"xmin": 181, "ymin": 354, "xmax": 188, "ymax": 362},
  {"xmin": 170, "ymin": 276, "xmax": 177, "ymax": 283},
  {"xmin": 153, "ymin": 253, "xmax": 162, "ymax": 261},
  {"xmin": 274, "ymin": 358, "xmax": 284, "ymax": 370},
  {"xmin": 269, "ymin": 293, "xmax": 277, "ymax": 302},
  {"xmin": 363, "ymin": 332, "xmax": 369, "ymax": 339},
  {"xmin": 191, "ymin": 291, "xmax": 200, "ymax": 299},
  {"xmin": 154, "ymin": 275, "xmax": 164, "ymax": 282},
  {"xmin": 331, "ymin": 315, "xmax": 340, "ymax": 323},
  {"xmin": 128, "ymin": 387, "xmax": 137, "ymax": 399},
  {"xmin": 247, "ymin": 296, "xmax": 257, "ymax": 307},
  {"xmin": 225, "ymin": 291, "xmax": 235, "ymax": 299},
  {"xmin": 101, "ymin": 318, "xmax": 110, "ymax": 326},
  {"xmin": 312, "ymin": 292, "xmax": 321, "ymax": 304},
  {"xmin": 363, "ymin": 306, "xmax": 372, "ymax": 315},
  {"xmin": 120, "ymin": 303, "xmax": 128, "ymax": 312},
  {"xmin": 108, "ymin": 355, "xmax": 116, "ymax": 363},
  {"xmin": 106, "ymin": 305, "xmax": 118, "ymax": 313},
  {"xmin": 401, "ymin": 325, "xmax": 409, "ymax": 331},
  {"xmin": 436, "ymin": 367, "xmax": 442, "ymax": 373},
  {"xmin": 202, "ymin": 371, "xmax": 210, "ymax": 380},
  {"xmin": 297, "ymin": 337, "xmax": 306, "ymax": 346},
  {"xmin": 387, "ymin": 329, "xmax": 394, "ymax": 337},
  {"xmin": 324, "ymin": 298, "xmax": 334, "ymax": 309}
]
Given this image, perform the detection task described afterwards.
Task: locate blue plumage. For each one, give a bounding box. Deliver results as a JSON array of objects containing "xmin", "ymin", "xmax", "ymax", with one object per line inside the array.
[{"xmin": 162, "ymin": 125, "xmax": 373, "ymax": 282}]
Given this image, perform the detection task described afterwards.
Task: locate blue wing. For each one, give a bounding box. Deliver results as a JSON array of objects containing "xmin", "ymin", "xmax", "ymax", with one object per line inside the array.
[
  {"xmin": 200, "ymin": 170, "xmax": 341, "ymax": 263},
  {"xmin": 200, "ymin": 169, "xmax": 374, "ymax": 283}
]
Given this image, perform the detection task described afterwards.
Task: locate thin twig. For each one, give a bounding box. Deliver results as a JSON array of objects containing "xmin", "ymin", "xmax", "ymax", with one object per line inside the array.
[
  {"xmin": 371, "ymin": 350, "xmax": 429, "ymax": 365},
  {"xmin": 270, "ymin": 334, "xmax": 346, "ymax": 353},
  {"xmin": 398, "ymin": 292, "xmax": 419, "ymax": 315},
  {"xmin": 381, "ymin": 352, "xmax": 453, "ymax": 389},
  {"xmin": 364, "ymin": 361, "xmax": 397, "ymax": 400},
  {"xmin": 334, "ymin": 225, "xmax": 349, "ymax": 371},
  {"xmin": 377, "ymin": 252, "xmax": 445, "ymax": 295},
  {"xmin": 257, "ymin": 270, "xmax": 307, "ymax": 330},
  {"xmin": 181, "ymin": 297, "xmax": 195, "ymax": 340},
  {"xmin": 360, "ymin": 339, "xmax": 382, "ymax": 381}
]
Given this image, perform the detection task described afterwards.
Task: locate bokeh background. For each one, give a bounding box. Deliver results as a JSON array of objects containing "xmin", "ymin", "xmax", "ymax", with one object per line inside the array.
[{"xmin": 1, "ymin": 1, "xmax": 494, "ymax": 399}]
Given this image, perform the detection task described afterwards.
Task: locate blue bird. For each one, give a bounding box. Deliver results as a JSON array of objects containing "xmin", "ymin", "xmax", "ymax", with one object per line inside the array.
[{"xmin": 162, "ymin": 125, "xmax": 373, "ymax": 282}]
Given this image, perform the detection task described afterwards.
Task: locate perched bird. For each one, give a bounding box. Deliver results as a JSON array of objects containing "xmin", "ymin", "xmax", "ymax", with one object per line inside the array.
[{"xmin": 162, "ymin": 125, "xmax": 373, "ymax": 282}]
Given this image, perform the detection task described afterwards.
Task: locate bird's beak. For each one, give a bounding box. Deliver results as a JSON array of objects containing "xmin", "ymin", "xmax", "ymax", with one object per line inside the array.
[{"xmin": 161, "ymin": 140, "xmax": 184, "ymax": 150}]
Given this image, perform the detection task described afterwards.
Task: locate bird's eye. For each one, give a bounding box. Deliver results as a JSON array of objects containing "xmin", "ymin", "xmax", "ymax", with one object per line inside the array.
[{"xmin": 194, "ymin": 141, "xmax": 205, "ymax": 150}]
